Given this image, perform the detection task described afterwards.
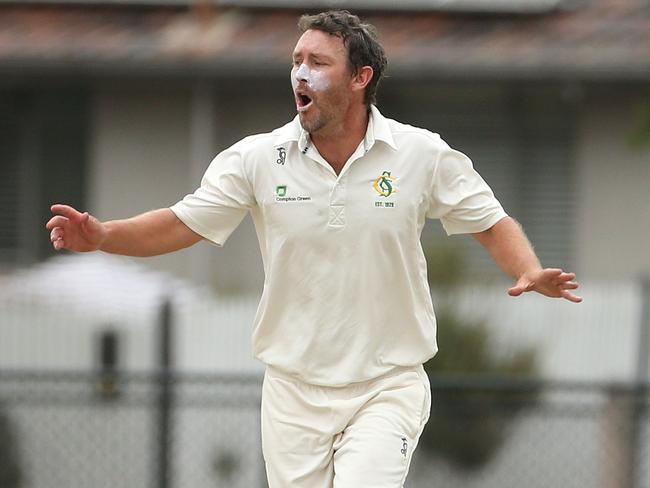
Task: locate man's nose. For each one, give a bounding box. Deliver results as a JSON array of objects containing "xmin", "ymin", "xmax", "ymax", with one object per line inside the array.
[{"xmin": 295, "ymin": 64, "xmax": 310, "ymax": 82}]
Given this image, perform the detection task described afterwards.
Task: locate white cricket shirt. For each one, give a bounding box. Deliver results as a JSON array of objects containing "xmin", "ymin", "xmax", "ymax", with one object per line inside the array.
[{"xmin": 171, "ymin": 106, "xmax": 507, "ymax": 386}]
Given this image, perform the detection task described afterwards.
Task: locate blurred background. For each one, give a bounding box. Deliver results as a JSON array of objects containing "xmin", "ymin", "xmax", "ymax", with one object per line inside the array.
[{"xmin": 1, "ymin": 0, "xmax": 649, "ymax": 487}]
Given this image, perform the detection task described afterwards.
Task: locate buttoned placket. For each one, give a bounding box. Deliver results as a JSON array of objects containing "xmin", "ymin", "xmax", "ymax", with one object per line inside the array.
[{"xmin": 300, "ymin": 132, "xmax": 374, "ymax": 228}]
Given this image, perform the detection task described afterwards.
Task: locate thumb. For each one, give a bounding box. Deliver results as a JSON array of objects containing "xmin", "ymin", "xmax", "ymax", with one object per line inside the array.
[
  {"xmin": 79, "ymin": 212, "xmax": 101, "ymax": 235},
  {"xmin": 76, "ymin": 212, "xmax": 90, "ymax": 231},
  {"xmin": 508, "ymin": 276, "xmax": 533, "ymax": 297},
  {"xmin": 508, "ymin": 284, "xmax": 525, "ymax": 297}
]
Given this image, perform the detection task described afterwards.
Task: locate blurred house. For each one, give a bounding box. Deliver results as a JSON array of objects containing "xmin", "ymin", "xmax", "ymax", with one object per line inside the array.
[
  {"xmin": 0, "ymin": 4, "xmax": 648, "ymax": 485},
  {"xmin": 0, "ymin": 253, "xmax": 265, "ymax": 488},
  {"xmin": 0, "ymin": 252, "xmax": 262, "ymax": 372},
  {"xmin": 1, "ymin": 0, "xmax": 649, "ymax": 377},
  {"xmin": 1, "ymin": 0, "xmax": 648, "ymax": 292}
]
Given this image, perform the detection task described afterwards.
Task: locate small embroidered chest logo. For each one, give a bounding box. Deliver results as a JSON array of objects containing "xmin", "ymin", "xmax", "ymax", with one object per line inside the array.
[
  {"xmin": 276, "ymin": 147, "xmax": 286, "ymax": 165},
  {"xmin": 373, "ymin": 171, "xmax": 397, "ymax": 197},
  {"xmin": 274, "ymin": 185, "xmax": 312, "ymax": 203},
  {"xmin": 373, "ymin": 171, "xmax": 398, "ymax": 208}
]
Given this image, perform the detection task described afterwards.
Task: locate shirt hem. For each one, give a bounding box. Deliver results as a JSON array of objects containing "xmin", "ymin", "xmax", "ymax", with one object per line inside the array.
[
  {"xmin": 264, "ymin": 363, "xmax": 428, "ymax": 388},
  {"xmin": 443, "ymin": 211, "xmax": 509, "ymax": 236},
  {"xmin": 169, "ymin": 204, "xmax": 225, "ymax": 247}
]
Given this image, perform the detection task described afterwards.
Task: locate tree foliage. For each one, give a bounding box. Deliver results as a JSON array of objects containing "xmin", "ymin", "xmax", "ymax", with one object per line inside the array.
[
  {"xmin": 419, "ymin": 239, "xmax": 539, "ymax": 470},
  {"xmin": 628, "ymin": 99, "xmax": 650, "ymax": 149}
]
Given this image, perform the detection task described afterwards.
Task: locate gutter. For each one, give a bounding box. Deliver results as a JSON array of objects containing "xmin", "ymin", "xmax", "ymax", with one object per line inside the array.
[{"xmin": 0, "ymin": 0, "xmax": 567, "ymax": 14}]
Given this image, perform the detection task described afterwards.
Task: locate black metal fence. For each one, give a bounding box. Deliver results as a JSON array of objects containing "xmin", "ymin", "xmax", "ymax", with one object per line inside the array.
[
  {"xmin": 1, "ymin": 370, "xmax": 648, "ymax": 488},
  {"xmin": 0, "ymin": 370, "xmax": 264, "ymax": 488},
  {"xmin": 411, "ymin": 377, "xmax": 650, "ymax": 488}
]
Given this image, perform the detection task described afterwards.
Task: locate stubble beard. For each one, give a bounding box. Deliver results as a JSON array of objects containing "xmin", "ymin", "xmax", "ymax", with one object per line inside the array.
[
  {"xmin": 299, "ymin": 108, "xmax": 330, "ymax": 135},
  {"xmin": 299, "ymin": 90, "xmax": 348, "ymax": 137}
]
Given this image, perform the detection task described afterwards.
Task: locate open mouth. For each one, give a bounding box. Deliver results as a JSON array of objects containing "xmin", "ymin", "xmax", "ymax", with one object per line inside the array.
[{"xmin": 296, "ymin": 93, "xmax": 313, "ymax": 112}]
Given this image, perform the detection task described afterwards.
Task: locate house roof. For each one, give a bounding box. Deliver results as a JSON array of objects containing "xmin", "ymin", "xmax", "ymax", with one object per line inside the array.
[
  {"xmin": 0, "ymin": 1, "xmax": 648, "ymax": 80},
  {"xmin": 1, "ymin": 253, "xmax": 201, "ymax": 321},
  {"xmin": 0, "ymin": 253, "xmax": 263, "ymax": 372}
]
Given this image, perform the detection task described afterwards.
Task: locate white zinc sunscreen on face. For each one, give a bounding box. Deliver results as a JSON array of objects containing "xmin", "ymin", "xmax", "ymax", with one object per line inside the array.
[{"xmin": 292, "ymin": 64, "xmax": 331, "ymax": 92}]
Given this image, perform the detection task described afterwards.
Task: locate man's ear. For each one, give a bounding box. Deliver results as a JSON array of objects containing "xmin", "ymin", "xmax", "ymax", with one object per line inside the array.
[{"xmin": 351, "ymin": 66, "xmax": 374, "ymax": 94}]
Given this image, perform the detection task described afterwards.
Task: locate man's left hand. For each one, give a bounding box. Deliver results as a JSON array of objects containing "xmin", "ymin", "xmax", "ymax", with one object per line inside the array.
[{"xmin": 508, "ymin": 268, "xmax": 582, "ymax": 303}]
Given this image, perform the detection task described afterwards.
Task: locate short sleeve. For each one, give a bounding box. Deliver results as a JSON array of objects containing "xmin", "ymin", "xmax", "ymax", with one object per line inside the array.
[
  {"xmin": 170, "ymin": 145, "xmax": 255, "ymax": 246},
  {"xmin": 426, "ymin": 145, "xmax": 508, "ymax": 235}
]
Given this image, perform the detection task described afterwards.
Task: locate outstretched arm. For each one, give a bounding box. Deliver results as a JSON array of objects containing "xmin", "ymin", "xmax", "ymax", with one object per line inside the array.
[
  {"xmin": 46, "ymin": 204, "xmax": 203, "ymax": 257},
  {"xmin": 472, "ymin": 216, "xmax": 582, "ymax": 303}
]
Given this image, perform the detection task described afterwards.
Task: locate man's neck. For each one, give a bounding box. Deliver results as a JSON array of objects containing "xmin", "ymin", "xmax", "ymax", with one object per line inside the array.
[{"xmin": 311, "ymin": 106, "xmax": 370, "ymax": 175}]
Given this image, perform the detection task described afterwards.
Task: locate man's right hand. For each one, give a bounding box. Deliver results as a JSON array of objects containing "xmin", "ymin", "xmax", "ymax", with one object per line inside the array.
[
  {"xmin": 46, "ymin": 205, "xmax": 203, "ymax": 256},
  {"xmin": 46, "ymin": 204, "xmax": 108, "ymax": 252}
]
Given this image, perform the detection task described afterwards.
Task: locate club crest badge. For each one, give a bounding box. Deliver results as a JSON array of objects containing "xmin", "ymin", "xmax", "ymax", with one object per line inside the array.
[{"xmin": 373, "ymin": 171, "xmax": 397, "ymax": 197}]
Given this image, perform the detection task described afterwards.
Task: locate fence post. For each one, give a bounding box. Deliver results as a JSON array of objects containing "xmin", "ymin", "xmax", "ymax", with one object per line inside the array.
[
  {"xmin": 629, "ymin": 277, "xmax": 650, "ymax": 488},
  {"xmin": 155, "ymin": 298, "xmax": 174, "ymax": 488},
  {"xmin": 635, "ymin": 277, "xmax": 650, "ymax": 384},
  {"xmin": 603, "ymin": 387, "xmax": 633, "ymax": 488}
]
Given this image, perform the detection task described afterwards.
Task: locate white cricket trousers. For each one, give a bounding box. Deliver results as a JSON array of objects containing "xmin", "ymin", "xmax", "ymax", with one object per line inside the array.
[{"xmin": 261, "ymin": 365, "xmax": 431, "ymax": 488}]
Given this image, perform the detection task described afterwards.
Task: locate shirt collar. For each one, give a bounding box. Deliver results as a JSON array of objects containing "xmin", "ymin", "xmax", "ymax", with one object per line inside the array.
[
  {"xmin": 368, "ymin": 105, "xmax": 398, "ymax": 151},
  {"xmin": 273, "ymin": 116, "xmax": 302, "ymax": 148},
  {"xmin": 273, "ymin": 105, "xmax": 398, "ymax": 153}
]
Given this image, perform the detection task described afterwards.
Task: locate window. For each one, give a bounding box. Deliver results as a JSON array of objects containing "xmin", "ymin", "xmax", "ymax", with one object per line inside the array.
[
  {"xmin": 0, "ymin": 88, "xmax": 88, "ymax": 268},
  {"xmin": 383, "ymin": 82, "xmax": 576, "ymax": 276}
]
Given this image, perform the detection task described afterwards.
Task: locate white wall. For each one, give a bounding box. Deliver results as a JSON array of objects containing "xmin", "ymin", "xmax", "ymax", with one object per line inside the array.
[
  {"xmin": 89, "ymin": 82, "xmax": 199, "ymax": 281},
  {"xmin": 88, "ymin": 80, "xmax": 285, "ymax": 293},
  {"xmin": 575, "ymin": 89, "xmax": 650, "ymax": 281},
  {"xmin": 88, "ymin": 80, "xmax": 650, "ymax": 287}
]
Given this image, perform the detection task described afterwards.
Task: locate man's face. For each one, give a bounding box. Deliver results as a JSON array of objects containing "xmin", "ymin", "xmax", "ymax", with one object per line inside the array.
[{"xmin": 291, "ymin": 29, "xmax": 354, "ymax": 134}]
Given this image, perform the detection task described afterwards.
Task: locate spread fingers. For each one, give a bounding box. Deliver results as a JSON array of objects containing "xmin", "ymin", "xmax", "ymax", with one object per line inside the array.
[{"xmin": 46, "ymin": 215, "xmax": 69, "ymax": 230}]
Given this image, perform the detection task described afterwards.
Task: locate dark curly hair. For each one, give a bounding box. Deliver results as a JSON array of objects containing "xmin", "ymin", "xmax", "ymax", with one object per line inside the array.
[{"xmin": 298, "ymin": 10, "xmax": 388, "ymax": 106}]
